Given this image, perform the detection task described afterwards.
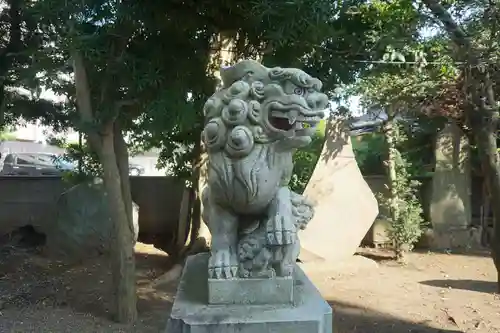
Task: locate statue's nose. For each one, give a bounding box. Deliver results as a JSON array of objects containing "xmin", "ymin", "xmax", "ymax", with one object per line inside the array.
[{"xmin": 307, "ymin": 93, "xmax": 328, "ymax": 110}]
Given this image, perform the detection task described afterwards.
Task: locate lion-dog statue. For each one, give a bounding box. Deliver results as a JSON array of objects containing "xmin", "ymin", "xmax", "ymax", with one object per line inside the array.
[{"xmin": 201, "ymin": 60, "xmax": 328, "ymax": 280}]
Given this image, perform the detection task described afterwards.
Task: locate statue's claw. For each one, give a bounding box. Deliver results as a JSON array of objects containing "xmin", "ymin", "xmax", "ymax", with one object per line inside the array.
[
  {"xmin": 208, "ymin": 248, "xmax": 238, "ymax": 279},
  {"xmin": 267, "ymin": 212, "xmax": 296, "ymax": 246}
]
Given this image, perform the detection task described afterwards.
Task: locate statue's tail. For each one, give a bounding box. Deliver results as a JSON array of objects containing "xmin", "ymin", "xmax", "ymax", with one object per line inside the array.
[{"xmin": 290, "ymin": 191, "xmax": 314, "ymax": 230}]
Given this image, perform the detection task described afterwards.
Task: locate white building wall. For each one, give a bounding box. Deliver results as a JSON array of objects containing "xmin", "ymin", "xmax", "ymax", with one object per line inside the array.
[{"xmin": 11, "ymin": 121, "xmax": 79, "ymax": 143}]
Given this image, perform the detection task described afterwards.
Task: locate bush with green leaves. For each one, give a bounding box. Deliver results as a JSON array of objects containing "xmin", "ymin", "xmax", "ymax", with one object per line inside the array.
[
  {"xmin": 377, "ymin": 127, "xmax": 427, "ymax": 260},
  {"xmin": 61, "ymin": 142, "xmax": 103, "ymax": 184},
  {"xmin": 351, "ymin": 132, "xmax": 386, "ymax": 175}
]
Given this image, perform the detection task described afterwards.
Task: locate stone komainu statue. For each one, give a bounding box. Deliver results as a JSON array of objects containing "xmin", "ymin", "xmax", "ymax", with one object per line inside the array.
[{"xmin": 202, "ymin": 60, "xmax": 328, "ymax": 279}]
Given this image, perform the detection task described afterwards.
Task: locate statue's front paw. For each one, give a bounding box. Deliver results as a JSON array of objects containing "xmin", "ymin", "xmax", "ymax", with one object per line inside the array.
[
  {"xmin": 267, "ymin": 213, "xmax": 296, "ymax": 246},
  {"xmin": 278, "ymin": 264, "xmax": 294, "ymax": 277},
  {"xmin": 208, "ymin": 248, "xmax": 238, "ymax": 279}
]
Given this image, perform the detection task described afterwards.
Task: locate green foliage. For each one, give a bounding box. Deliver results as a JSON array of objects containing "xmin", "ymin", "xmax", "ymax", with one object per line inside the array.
[
  {"xmin": 378, "ymin": 125, "xmax": 427, "ymax": 258},
  {"xmin": 45, "ymin": 135, "xmax": 67, "ymax": 148},
  {"xmin": 0, "ymin": 130, "xmax": 16, "ymax": 141},
  {"xmin": 5, "ymin": 0, "xmax": 436, "ymax": 178},
  {"xmin": 352, "ymin": 133, "xmax": 386, "ymax": 175},
  {"xmin": 290, "ymin": 119, "xmax": 326, "ymax": 193},
  {"xmin": 376, "ymin": 163, "xmax": 426, "ymax": 255},
  {"xmin": 397, "ymin": 116, "xmax": 447, "ymax": 176},
  {"xmin": 60, "ymin": 141, "xmax": 102, "ymax": 184}
]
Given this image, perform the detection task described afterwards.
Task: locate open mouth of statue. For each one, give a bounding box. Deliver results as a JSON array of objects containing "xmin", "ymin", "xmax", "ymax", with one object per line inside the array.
[{"xmin": 269, "ymin": 109, "xmax": 322, "ymax": 134}]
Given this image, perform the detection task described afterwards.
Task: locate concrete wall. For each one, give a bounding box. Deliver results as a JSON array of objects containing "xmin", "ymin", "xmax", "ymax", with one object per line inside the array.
[
  {"xmin": 0, "ymin": 176, "xmax": 186, "ymax": 237},
  {"xmin": 0, "ymin": 175, "xmax": 489, "ymax": 247}
]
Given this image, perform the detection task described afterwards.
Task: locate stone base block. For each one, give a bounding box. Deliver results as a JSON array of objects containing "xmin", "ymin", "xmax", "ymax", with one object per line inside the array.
[
  {"xmin": 424, "ymin": 227, "xmax": 484, "ymax": 250},
  {"xmin": 166, "ymin": 253, "xmax": 332, "ymax": 333},
  {"xmin": 208, "ymin": 275, "xmax": 293, "ymax": 305}
]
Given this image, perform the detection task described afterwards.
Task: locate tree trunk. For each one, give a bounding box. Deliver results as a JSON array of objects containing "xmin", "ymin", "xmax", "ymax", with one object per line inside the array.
[
  {"xmin": 383, "ymin": 115, "xmax": 404, "ymax": 260},
  {"xmin": 189, "ymin": 137, "xmax": 206, "ymax": 246},
  {"xmin": 113, "ymin": 121, "xmax": 136, "ymax": 241},
  {"xmin": 100, "ymin": 125, "xmax": 138, "ymax": 323},
  {"xmin": 480, "ymin": 179, "xmax": 491, "ymax": 247},
  {"xmin": 470, "ymin": 108, "xmax": 500, "ymax": 292},
  {"xmin": 187, "ymin": 31, "xmax": 240, "ymax": 252},
  {"xmin": 71, "ymin": 48, "xmax": 137, "ymax": 322}
]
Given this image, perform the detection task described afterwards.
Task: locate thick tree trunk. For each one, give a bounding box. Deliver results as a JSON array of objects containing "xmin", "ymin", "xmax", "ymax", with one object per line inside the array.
[
  {"xmin": 72, "ymin": 49, "xmax": 137, "ymax": 322},
  {"xmin": 100, "ymin": 125, "xmax": 137, "ymax": 323},
  {"xmin": 187, "ymin": 31, "xmax": 239, "ymax": 252},
  {"xmin": 113, "ymin": 122, "xmax": 136, "ymax": 240},
  {"xmin": 471, "ymin": 110, "xmax": 500, "ymax": 292},
  {"xmin": 480, "ymin": 178, "xmax": 491, "ymax": 247},
  {"xmin": 189, "ymin": 137, "xmax": 204, "ymax": 245}
]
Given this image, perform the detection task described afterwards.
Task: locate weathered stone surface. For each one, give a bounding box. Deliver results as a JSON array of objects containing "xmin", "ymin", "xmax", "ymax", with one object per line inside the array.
[
  {"xmin": 362, "ymin": 218, "xmax": 392, "ymax": 247},
  {"xmin": 429, "ymin": 122, "xmax": 472, "ymax": 249},
  {"xmin": 168, "ymin": 61, "xmax": 333, "ymax": 333},
  {"xmin": 424, "ymin": 227, "xmax": 482, "ymax": 250},
  {"xmin": 208, "ymin": 276, "xmax": 293, "ymax": 305},
  {"xmin": 201, "ymin": 60, "xmax": 327, "ymax": 280},
  {"xmin": 166, "ymin": 253, "xmax": 332, "ymax": 333},
  {"xmin": 430, "ymin": 122, "xmax": 471, "ymax": 231},
  {"xmin": 45, "ymin": 180, "xmax": 139, "ymax": 259},
  {"xmin": 300, "ymin": 117, "xmax": 378, "ymax": 262}
]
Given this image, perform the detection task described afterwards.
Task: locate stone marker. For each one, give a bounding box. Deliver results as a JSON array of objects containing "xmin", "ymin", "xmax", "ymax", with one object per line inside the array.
[
  {"xmin": 300, "ymin": 118, "xmax": 378, "ymax": 262},
  {"xmin": 429, "ymin": 122, "xmax": 473, "ymax": 248},
  {"xmin": 166, "ymin": 60, "xmax": 332, "ymax": 333},
  {"xmin": 46, "ymin": 180, "xmax": 139, "ymax": 260}
]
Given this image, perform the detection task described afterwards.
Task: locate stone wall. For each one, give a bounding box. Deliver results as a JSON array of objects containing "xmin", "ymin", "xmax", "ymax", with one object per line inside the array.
[
  {"xmin": 0, "ymin": 175, "xmax": 490, "ymax": 253},
  {"xmin": 0, "ymin": 176, "xmax": 186, "ymax": 238}
]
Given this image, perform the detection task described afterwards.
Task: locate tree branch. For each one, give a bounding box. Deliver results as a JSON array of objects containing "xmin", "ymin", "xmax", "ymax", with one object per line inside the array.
[
  {"xmin": 71, "ymin": 48, "xmax": 103, "ymax": 151},
  {"xmin": 420, "ymin": 0, "xmax": 472, "ymax": 52}
]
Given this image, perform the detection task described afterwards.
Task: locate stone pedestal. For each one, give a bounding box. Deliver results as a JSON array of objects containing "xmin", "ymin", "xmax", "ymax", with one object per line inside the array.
[
  {"xmin": 166, "ymin": 253, "xmax": 333, "ymax": 333},
  {"xmin": 208, "ymin": 275, "xmax": 294, "ymax": 305}
]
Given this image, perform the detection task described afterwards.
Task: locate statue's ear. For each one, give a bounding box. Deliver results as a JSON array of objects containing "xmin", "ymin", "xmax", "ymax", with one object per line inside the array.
[{"xmin": 220, "ymin": 60, "xmax": 268, "ymax": 88}]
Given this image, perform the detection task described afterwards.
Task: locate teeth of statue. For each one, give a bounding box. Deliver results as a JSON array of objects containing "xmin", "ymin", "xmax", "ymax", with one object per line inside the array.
[
  {"xmin": 288, "ymin": 110, "xmax": 298, "ymax": 124},
  {"xmin": 285, "ymin": 128, "xmax": 294, "ymax": 137}
]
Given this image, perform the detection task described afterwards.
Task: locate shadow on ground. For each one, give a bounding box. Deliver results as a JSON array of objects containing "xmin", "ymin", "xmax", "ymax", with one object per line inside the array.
[
  {"xmin": 329, "ymin": 300, "xmax": 462, "ymax": 333},
  {"xmin": 356, "ymin": 251, "xmax": 396, "ymax": 262},
  {"xmin": 57, "ymin": 251, "xmax": 178, "ymax": 323},
  {"xmin": 419, "ymin": 279, "xmax": 497, "ymax": 293},
  {"xmin": 0, "ymin": 246, "xmax": 479, "ymax": 332},
  {"xmin": 356, "ymin": 247, "xmax": 492, "ymax": 264}
]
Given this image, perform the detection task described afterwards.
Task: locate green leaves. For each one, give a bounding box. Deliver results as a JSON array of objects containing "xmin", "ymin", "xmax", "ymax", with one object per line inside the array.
[{"xmin": 383, "ymin": 46, "xmax": 407, "ymax": 63}]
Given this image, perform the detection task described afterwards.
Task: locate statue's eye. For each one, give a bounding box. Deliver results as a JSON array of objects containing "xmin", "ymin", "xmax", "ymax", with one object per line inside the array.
[{"xmin": 293, "ymin": 87, "xmax": 306, "ymax": 96}]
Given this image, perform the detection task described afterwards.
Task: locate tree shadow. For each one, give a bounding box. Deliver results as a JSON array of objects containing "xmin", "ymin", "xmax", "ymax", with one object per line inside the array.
[
  {"xmin": 320, "ymin": 113, "xmax": 349, "ymax": 163},
  {"xmin": 419, "ymin": 279, "xmax": 497, "ymax": 294},
  {"xmin": 414, "ymin": 248, "xmax": 491, "ymax": 258},
  {"xmin": 356, "ymin": 250, "xmax": 396, "ymax": 262},
  {"xmin": 329, "ymin": 300, "xmax": 463, "ymax": 333},
  {"xmin": 18, "ymin": 250, "xmax": 179, "ymax": 325},
  {"xmin": 1, "ymin": 245, "xmax": 480, "ymax": 332}
]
